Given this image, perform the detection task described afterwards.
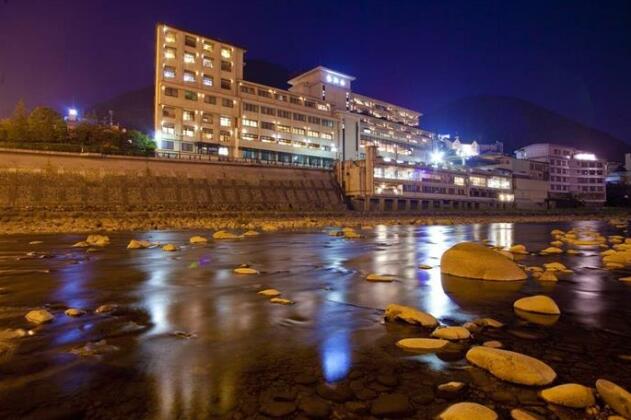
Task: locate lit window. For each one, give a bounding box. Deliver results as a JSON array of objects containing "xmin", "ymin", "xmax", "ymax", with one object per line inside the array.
[
  {"xmin": 202, "ymin": 127, "xmax": 213, "ymax": 139},
  {"xmin": 469, "ymin": 176, "xmax": 487, "ymax": 187},
  {"xmin": 321, "ymin": 132, "xmax": 332, "ymax": 140},
  {"xmin": 219, "ymin": 130, "xmax": 231, "ymax": 141},
  {"xmin": 242, "ymin": 133, "xmax": 257, "ymax": 141},
  {"xmin": 163, "ymin": 66, "xmax": 175, "ymax": 79},
  {"xmin": 218, "ymin": 146, "xmax": 229, "ymax": 155},
  {"xmin": 307, "ymin": 130, "xmax": 319, "ymax": 138},
  {"xmin": 164, "ymin": 47, "xmax": 176, "ymax": 60},
  {"xmin": 242, "ymin": 118, "xmax": 258, "ymax": 127},
  {"xmin": 165, "ymin": 31, "xmax": 176, "ymax": 43},
  {"xmin": 184, "ymin": 90, "xmax": 198, "ymax": 101},
  {"xmin": 291, "ymin": 127, "xmax": 306, "ymax": 136},
  {"xmin": 203, "ymin": 56, "xmax": 213, "ymax": 68},
  {"xmin": 161, "ymin": 122, "xmax": 175, "ymax": 135},
  {"xmin": 220, "ymin": 47, "xmax": 232, "ymax": 59},
  {"xmin": 182, "ymin": 125, "xmax": 195, "ymax": 137},
  {"xmin": 202, "ymin": 75, "xmax": 213, "ymax": 87},
  {"xmin": 183, "ymin": 110, "xmax": 195, "ymax": 121},
  {"xmin": 202, "ymin": 113, "xmax": 213, "ymax": 124},
  {"xmin": 184, "ymin": 52, "xmax": 195, "ymax": 64},
  {"xmin": 454, "ymin": 176, "xmax": 465, "ymax": 186},
  {"xmin": 317, "ymin": 104, "xmax": 328, "ymax": 111},
  {"xmin": 183, "ymin": 71, "xmax": 195, "ymax": 83},
  {"xmin": 220, "ymin": 116, "xmax": 231, "ymax": 127},
  {"xmin": 277, "ymin": 124, "xmax": 290, "ymax": 133},
  {"xmin": 203, "ymin": 41, "xmax": 213, "ymax": 52}
]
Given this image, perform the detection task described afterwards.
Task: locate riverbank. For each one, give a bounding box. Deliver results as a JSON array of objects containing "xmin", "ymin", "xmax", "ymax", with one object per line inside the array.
[{"xmin": 0, "ymin": 208, "xmax": 629, "ymax": 234}]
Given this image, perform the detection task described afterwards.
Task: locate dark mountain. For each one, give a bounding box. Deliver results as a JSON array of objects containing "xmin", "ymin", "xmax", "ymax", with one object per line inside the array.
[
  {"xmin": 89, "ymin": 59, "xmax": 292, "ymax": 132},
  {"xmin": 421, "ymin": 95, "xmax": 629, "ymax": 160}
]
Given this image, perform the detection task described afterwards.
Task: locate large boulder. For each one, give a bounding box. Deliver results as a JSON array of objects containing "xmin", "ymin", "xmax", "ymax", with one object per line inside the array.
[
  {"xmin": 513, "ymin": 295, "xmax": 560, "ymax": 315},
  {"xmin": 596, "ymin": 379, "xmax": 631, "ymax": 418},
  {"xmin": 384, "ymin": 304, "xmax": 438, "ymax": 328},
  {"xmin": 466, "ymin": 346, "xmax": 556, "ymax": 386},
  {"xmin": 539, "ymin": 383, "xmax": 595, "ymax": 408},
  {"xmin": 437, "ymin": 402, "xmax": 498, "ymax": 420},
  {"xmin": 440, "ymin": 242, "xmax": 527, "ymax": 281}
]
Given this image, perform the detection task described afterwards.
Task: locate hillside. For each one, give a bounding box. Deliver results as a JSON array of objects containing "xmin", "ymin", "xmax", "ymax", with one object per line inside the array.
[{"xmin": 422, "ymin": 95, "xmax": 628, "ymax": 160}]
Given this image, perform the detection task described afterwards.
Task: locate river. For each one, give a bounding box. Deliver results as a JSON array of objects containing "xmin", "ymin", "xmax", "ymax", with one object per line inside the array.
[{"xmin": 0, "ymin": 221, "xmax": 630, "ymax": 419}]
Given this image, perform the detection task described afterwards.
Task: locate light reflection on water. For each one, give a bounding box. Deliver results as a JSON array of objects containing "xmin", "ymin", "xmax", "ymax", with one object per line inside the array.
[{"xmin": 2, "ymin": 221, "xmax": 631, "ymax": 416}]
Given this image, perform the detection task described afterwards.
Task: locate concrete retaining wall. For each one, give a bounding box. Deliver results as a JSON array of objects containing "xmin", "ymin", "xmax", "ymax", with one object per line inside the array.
[{"xmin": 0, "ymin": 149, "xmax": 346, "ymax": 212}]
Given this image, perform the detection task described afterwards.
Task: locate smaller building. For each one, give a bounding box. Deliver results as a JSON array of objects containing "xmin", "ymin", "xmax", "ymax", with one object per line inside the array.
[
  {"xmin": 515, "ymin": 143, "xmax": 606, "ymax": 206},
  {"xmin": 338, "ymin": 146, "xmax": 514, "ymax": 212},
  {"xmin": 473, "ymin": 155, "xmax": 550, "ymax": 209}
]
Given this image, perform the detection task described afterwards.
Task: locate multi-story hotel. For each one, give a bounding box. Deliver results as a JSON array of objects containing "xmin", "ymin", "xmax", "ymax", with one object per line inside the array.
[
  {"xmin": 154, "ymin": 24, "xmax": 433, "ymax": 167},
  {"xmin": 515, "ymin": 143, "xmax": 607, "ymax": 205}
]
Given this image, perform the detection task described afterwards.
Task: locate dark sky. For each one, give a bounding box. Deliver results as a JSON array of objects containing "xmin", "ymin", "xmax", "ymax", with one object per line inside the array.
[{"xmin": 1, "ymin": 0, "xmax": 630, "ymax": 141}]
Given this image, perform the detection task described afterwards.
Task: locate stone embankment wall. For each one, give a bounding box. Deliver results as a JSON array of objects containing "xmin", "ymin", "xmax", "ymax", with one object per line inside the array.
[{"xmin": 0, "ymin": 149, "xmax": 346, "ymax": 213}]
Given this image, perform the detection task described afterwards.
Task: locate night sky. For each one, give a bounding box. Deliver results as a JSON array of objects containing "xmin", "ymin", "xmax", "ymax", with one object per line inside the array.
[{"xmin": 1, "ymin": 0, "xmax": 630, "ymax": 142}]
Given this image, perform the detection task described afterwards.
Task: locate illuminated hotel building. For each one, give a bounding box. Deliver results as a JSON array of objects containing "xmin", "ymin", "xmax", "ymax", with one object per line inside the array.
[
  {"xmin": 154, "ymin": 24, "xmax": 433, "ymax": 167},
  {"xmin": 515, "ymin": 143, "xmax": 606, "ymax": 205}
]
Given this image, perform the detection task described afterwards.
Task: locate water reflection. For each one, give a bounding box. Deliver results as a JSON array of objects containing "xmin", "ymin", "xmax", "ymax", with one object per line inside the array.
[{"xmin": 320, "ymin": 329, "xmax": 351, "ymax": 383}]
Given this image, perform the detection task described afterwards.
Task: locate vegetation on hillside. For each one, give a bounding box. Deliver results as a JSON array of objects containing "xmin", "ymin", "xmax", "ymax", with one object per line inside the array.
[{"xmin": 0, "ymin": 100, "xmax": 156, "ymax": 156}]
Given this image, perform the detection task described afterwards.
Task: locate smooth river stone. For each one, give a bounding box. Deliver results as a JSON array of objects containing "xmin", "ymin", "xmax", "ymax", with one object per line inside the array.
[
  {"xmin": 440, "ymin": 242, "xmax": 527, "ymax": 281},
  {"xmin": 466, "ymin": 346, "xmax": 556, "ymax": 386}
]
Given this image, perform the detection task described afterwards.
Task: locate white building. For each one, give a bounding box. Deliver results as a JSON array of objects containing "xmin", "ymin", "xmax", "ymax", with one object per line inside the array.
[
  {"xmin": 515, "ymin": 143, "xmax": 606, "ymax": 205},
  {"xmin": 154, "ymin": 24, "xmax": 433, "ymax": 167}
]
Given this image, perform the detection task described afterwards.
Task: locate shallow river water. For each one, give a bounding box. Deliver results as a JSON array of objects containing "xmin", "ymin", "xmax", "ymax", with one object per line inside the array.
[{"xmin": 0, "ymin": 221, "xmax": 630, "ymax": 419}]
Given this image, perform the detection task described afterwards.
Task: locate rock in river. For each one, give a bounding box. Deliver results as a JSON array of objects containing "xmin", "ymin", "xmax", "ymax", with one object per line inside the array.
[
  {"xmin": 370, "ymin": 393, "xmax": 412, "ymax": 418},
  {"xmin": 257, "ymin": 288, "xmax": 281, "ymax": 297},
  {"xmin": 366, "ymin": 273, "xmax": 396, "ymax": 282},
  {"xmin": 596, "ymin": 379, "xmax": 631, "ymax": 418},
  {"xmin": 440, "ymin": 242, "xmax": 527, "ymax": 281},
  {"xmin": 513, "ymin": 295, "xmax": 560, "ymax": 315},
  {"xmin": 189, "ymin": 235, "xmax": 208, "ymax": 244},
  {"xmin": 64, "ymin": 308, "xmax": 86, "ymax": 317},
  {"xmin": 384, "ymin": 304, "xmax": 438, "ymax": 328},
  {"xmin": 437, "ymin": 402, "xmax": 498, "ymax": 420},
  {"xmin": 539, "ymin": 383, "xmax": 595, "ymax": 408},
  {"xmin": 25, "ymin": 309, "xmax": 54, "ymax": 324},
  {"xmin": 466, "ymin": 346, "xmax": 557, "ymax": 386},
  {"xmin": 431, "ymin": 326, "xmax": 471, "ymax": 340},
  {"xmin": 396, "ymin": 338, "xmax": 448, "ymax": 352}
]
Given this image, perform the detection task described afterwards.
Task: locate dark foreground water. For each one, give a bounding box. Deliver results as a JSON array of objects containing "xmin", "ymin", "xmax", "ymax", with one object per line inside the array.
[{"xmin": 0, "ymin": 221, "xmax": 630, "ymax": 419}]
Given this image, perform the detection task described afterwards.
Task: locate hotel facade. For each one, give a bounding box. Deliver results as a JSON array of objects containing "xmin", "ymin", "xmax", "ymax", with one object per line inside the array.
[
  {"xmin": 515, "ymin": 143, "xmax": 607, "ymax": 206},
  {"xmin": 154, "ymin": 24, "xmax": 433, "ymax": 168}
]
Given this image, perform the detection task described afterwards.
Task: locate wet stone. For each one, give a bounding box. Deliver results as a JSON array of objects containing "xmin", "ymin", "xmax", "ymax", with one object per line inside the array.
[
  {"xmin": 370, "ymin": 393, "xmax": 412, "ymax": 418},
  {"xmin": 316, "ymin": 382, "xmax": 353, "ymax": 403},
  {"xmin": 436, "ymin": 381, "xmax": 467, "ymax": 400},
  {"xmin": 377, "ymin": 373, "xmax": 398, "ymax": 387},
  {"xmin": 298, "ymin": 396, "xmax": 330, "ymax": 419},
  {"xmin": 259, "ymin": 400, "xmax": 296, "ymax": 417},
  {"xmin": 412, "ymin": 385, "xmax": 435, "ymax": 405},
  {"xmin": 294, "ymin": 373, "xmax": 317, "ymax": 385},
  {"xmin": 345, "ymin": 400, "xmax": 370, "ymax": 415}
]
